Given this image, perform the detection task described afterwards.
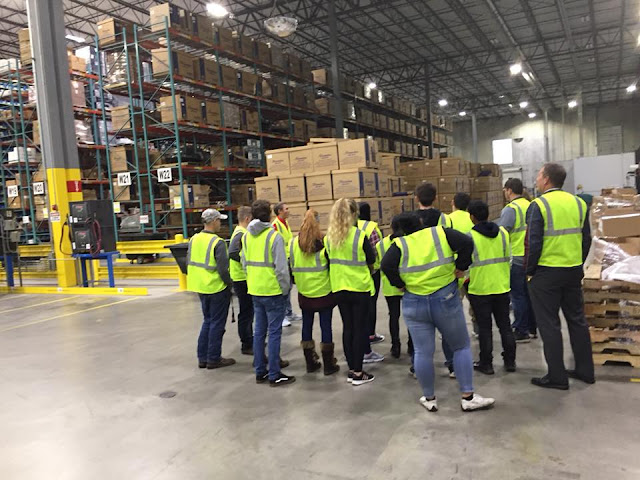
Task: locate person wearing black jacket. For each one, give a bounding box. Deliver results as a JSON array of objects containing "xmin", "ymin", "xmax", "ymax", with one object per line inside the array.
[{"xmin": 525, "ymin": 163, "xmax": 594, "ymax": 390}]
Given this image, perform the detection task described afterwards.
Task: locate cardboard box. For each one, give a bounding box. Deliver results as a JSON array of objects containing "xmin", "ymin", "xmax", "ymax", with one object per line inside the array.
[
  {"xmin": 311, "ymin": 144, "xmax": 340, "ymax": 172},
  {"xmin": 169, "ymin": 184, "xmax": 210, "ymax": 208},
  {"xmin": 152, "ymin": 48, "xmax": 195, "ymax": 78},
  {"xmin": 240, "ymin": 71, "xmax": 258, "ymax": 95},
  {"xmin": 312, "ymin": 68, "xmax": 331, "ymax": 86},
  {"xmin": 471, "ymin": 190, "xmax": 505, "ymax": 205},
  {"xmin": 254, "ymin": 177, "xmax": 280, "ymax": 203},
  {"xmin": 389, "ymin": 175, "xmax": 404, "ymax": 194},
  {"xmin": 241, "ymin": 109, "xmax": 260, "ymax": 132},
  {"xmin": 288, "ymin": 147, "xmax": 313, "ymax": 173},
  {"xmin": 438, "ymin": 176, "xmax": 468, "ymax": 194},
  {"xmin": 222, "ymin": 102, "xmax": 240, "ymax": 129},
  {"xmin": 379, "ymin": 197, "xmax": 393, "ymax": 225},
  {"xmin": 255, "ymin": 41, "xmax": 271, "ymax": 64},
  {"xmin": 192, "ymin": 14, "xmax": 215, "ymax": 42},
  {"xmin": 279, "ymin": 174, "xmax": 306, "ymax": 203},
  {"xmin": 355, "ymin": 198, "xmax": 381, "ymax": 224},
  {"xmin": 305, "ymin": 172, "xmax": 333, "ymax": 201},
  {"xmin": 96, "ymin": 18, "xmax": 135, "ymax": 45},
  {"xmin": 110, "ymin": 106, "xmax": 131, "ymax": 130},
  {"xmin": 332, "ymin": 169, "xmax": 378, "ymax": 198},
  {"xmin": 70, "ymin": 80, "xmax": 85, "ymax": 107},
  {"xmin": 150, "ymin": 3, "xmax": 191, "ymax": 32},
  {"xmin": 315, "ymin": 98, "xmax": 334, "ymax": 115},
  {"xmin": 479, "ymin": 163, "xmax": 501, "ymax": 177},
  {"xmin": 440, "ymin": 158, "xmax": 468, "ymax": 176},
  {"xmin": 338, "ymin": 138, "xmax": 376, "ymax": 169},
  {"xmin": 470, "ymin": 163, "xmax": 481, "ymax": 177},
  {"xmin": 220, "ymin": 65, "xmax": 238, "ymax": 89},
  {"xmin": 158, "ymin": 95, "xmax": 201, "ymax": 123},
  {"xmin": 109, "ymin": 146, "xmax": 149, "ymax": 173},
  {"xmin": 398, "ymin": 161, "xmax": 423, "ymax": 178},
  {"xmin": 308, "ymin": 200, "xmax": 334, "ymax": 232},
  {"xmin": 390, "ymin": 195, "xmax": 413, "ymax": 216},
  {"xmin": 379, "ymin": 154, "xmax": 399, "ymax": 175},
  {"xmin": 378, "ymin": 172, "xmax": 390, "ymax": 197},
  {"xmin": 204, "ymin": 100, "xmax": 221, "ymax": 126},
  {"xmin": 231, "ymin": 184, "xmax": 257, "ymax": 206},
  {"xmin": 472, "ymin": 176, "xmax": 503, "ymax": 192},
  {"xmin": 193, "ymin": 58, "xmax": 219, "ymax": 84},
  {"xmin": 216, "ymin": 26, "xmax": 236, "ymax": 51},
  {"xmin": 270, "ymin": 45, "xmax": 286, "ymax": 70},
  {"xmin": 438, "ymin": 194, "xmax": 455, "ymax": 213},
  {"xmin": 287, "ymin": 203, "xmax": 308, "ymax": 231},
  {"xmin": 112, "ymin": 181, "xmax": 131, "ymax": 201},
  {"xmin": 18, "ymin": 28, "xmax": 31, "ymax": 66},
  {"xmin": 600, "ymin": 213, "xmax": 640, "ymax": 238},
  {"xmin": 67, "ymin": 51, "xmax": 85, "ymax": 72},
  {"xmin": 302, "ymin": 120, "xmax": 317, "ymax": 141},
  {"xmin": 265, "ymin": 149, "xmax": 291, "ymax": 175}
]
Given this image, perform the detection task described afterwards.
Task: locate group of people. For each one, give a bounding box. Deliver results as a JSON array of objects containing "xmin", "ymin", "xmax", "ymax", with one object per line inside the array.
[{"xmin": 185, "ymin": 162, "xmax": 596, "ymax": 413}]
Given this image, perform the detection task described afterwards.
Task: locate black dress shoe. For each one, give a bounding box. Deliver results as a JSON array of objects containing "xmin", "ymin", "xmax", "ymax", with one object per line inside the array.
[
  {"xmin": 531, "ymin": 376, "xmax": 569, "ymax": 390},
  {"xmin": 241, "ymin": 346, "xmax": 254, "ymax": 355},
  {"xmin": 566, "ymin": 370, "xmax": 596, "ymax": 384},
  {"xmin": 504, "ymin": 361, "xmax": 516, "ymax": 373},
  {"xmin": 198, "ymin": 361, "xmax": 207, "ymax": 369},
  {"xmin": 473, "ymin": 362, "xmax": 495, "ymax": 375}
]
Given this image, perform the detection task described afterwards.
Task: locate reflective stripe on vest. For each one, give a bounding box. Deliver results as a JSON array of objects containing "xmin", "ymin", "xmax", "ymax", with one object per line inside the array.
[
  {"xmin": 186, "ymin": 232, "xmax": 226, "ymax": 294},
  {"xmin": 290, "ymin": 237, "xmax": 331, "ymax": 298},
  {"xmin": 329, "ymin": 229, "xmax": 367, "ymax": 266},
  {"xmin": 187, "ymin": 234, "xmax": 220, "ymax": 270},
  {"xmin": 506, "ymin": 197, "xmax": 530, "ymax": 257},
  {"xmin": 509, "ymin": 201, "xmax": 526, "ymax": 233},
  {"xmin": 243, "ymin": 228, "xmax": 281, "ymax": 296},
  {"xmin": 325, "ymin": 226, "xmax": 373, "ymax": 294},
  {"xmin": 243, "ymin": 230, "xmax": 276, "ymax": 267},
  {"xmin": 289, "ymin": 241, "xmax": 327, "ymax": 273},
  {"xmin": 397, "ymin": 228, "xmax": 454, "ymax": 273},
  {"xmin": 468, "ymin": 226, "xmax": 511, "ymax": 295},
  {"xmin": 537, "ymin": 195, "xmax": 584, "ymax": 236},
  {"xmin": 377, "ymin": 235, "xmax": 403, "ymax": 297}
]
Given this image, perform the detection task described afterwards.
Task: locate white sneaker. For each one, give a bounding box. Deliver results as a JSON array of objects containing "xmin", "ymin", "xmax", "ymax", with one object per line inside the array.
[
  {"xmin": 420, "ymin": 396, "xmax": 438, "ymax": 412},
  {"xmin": 282, "ymin": 318, "xmax": 292, "ymax": 327},
  {"xmin": 461, "ymin": 394, "xmax": 495, "ymax": 412},
  {"xmin": 449, "ymin": 371, "xmax": 456, "ymax": 379},
  {"xmin": 363, "ymin": 351, "xmax": 385, "ymax": 363}
]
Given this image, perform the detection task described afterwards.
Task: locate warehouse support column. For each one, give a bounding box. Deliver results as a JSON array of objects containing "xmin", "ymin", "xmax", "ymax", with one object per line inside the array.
[
  {"xmin": 543, "ymin": 110, "xmax": 550, "ymax": 163},
  {"xmin": 424, "ymin": 63, "xmax": 434, "ymax": 159},
  {"xmin": 327, "ymin": 0, "xmax": 343, "ymax": 136},
  {"xmin": 471, "ymin": 112, "xmax": 478, "ymax": 165},
  {"xmin": 578, "ymin": 92, "xmax": 584, "ymax": 157},
  {"xmin": 26, "ymin": 0, "xmax": 82, "ymax": 287}
]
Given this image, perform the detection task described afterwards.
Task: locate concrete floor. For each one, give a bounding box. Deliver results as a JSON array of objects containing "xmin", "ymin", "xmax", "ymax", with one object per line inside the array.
[{"xmin": 1, "ymin": 289, "xmax": 639, "ymax": 480}]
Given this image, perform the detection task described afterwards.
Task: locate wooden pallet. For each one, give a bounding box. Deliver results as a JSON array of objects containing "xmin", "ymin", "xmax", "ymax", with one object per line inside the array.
[
  {"xmin": 593, "ymin": 353, "xmax": 640, "ymax": 368},
  {"xmin": 590, "ymin": 328, "xmax": 640, "ymax": 343},
  {"xmin": 583, "ymin": 279, "xmax": 640, "ymax": 293},
  {"xmin": 587, "ymin": 317, "xmax": 640, "ymax": 329},
  {"xmin": 584, "ymin": 290, "xmax": 640, "ymax": 302},
  {"xmin": 591, "ymin": 341, "xmax": 640, "ymax": 356},
  {"xmin": 584, "ymin": 303, "xmax": 640, "ymax": 317}
]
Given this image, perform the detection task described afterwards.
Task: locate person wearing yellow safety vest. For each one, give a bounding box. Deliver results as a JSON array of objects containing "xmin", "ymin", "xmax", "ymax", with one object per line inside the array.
[
  {"xmin": 325, "ymin": 198, "xmax": 377, "ymax": 386},
  {"xmin": 289, "ymin": 209, "xmax": 340, "ymax": 376},
  {"xmin": 526, "ymin": 163, "xmax": 594, "ymax": 390},
  {"xmin": 272, "ymin": 202, "xmax": 301, "ymax": 327},
  {"xmin": 414, "ymin": 182, "xmax": 452, "ymax": 229},
  {"xmin": 187, "ymin": 209, "xmax": 235, "ymax": 370},
  {"xmin": 228, "ymin": 206, "xmax": 254, "ymax": 355},
  {"xmin": 466, "ymin": 200, "xmax": 517, "ymax": 375},
  {"xmin": 380, "ymin": 215, "xmax": 496, "ymax": 412},
  {"xmin": 498, "ymin": 178, "xmax": 537, "ymax": 343},
  {"xmin": 242, "ymin": 200, "xmax": 295, "ymax": 387},
  {"xmin": 377, "ymin": 213, "xmax": 421, "ymax": 359},
  {"xmin": 357, "ymin": 202, "xmax": 385, "ymax": 364}
]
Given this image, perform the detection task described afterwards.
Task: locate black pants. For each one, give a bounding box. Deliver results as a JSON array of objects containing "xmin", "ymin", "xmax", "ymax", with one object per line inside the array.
[
  {"xmin": 528, "ymin": 266, "xmax": 594, "ymax": 383},
  {"xmin": 468, "ymin": 292, "xmax": 516, "ymax": 366},
  {"xmin": 338, "ymin": 291, "xmax": 370, "ymax": 372},
  {"xmin": 386, "ymin": 295, "xmax": 402, "ymax": 347},
  {"xmin": 368, "ymin": 271, "xmax": 381, "ymax": 337},
  {"xmin": 233, "ymin": 281, "xmax": 254, "ymax": 349}
]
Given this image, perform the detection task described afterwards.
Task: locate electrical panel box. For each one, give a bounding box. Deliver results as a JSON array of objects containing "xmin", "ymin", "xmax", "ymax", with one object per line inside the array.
[
  {"xmin": 68, "ymin": 200, "xmax": 116, "ymax": 254},
  {"xmin": 0, "ymin": 209, "xmax": 21, "ymax": 255}
]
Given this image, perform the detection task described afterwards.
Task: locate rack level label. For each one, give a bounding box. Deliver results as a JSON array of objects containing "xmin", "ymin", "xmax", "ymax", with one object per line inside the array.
[
  {"xmin": 7, "ymin": 185, "xmax": 19, "ymax": 198},
  {"xmin": 33, "ymin": 182, "xmax": 45, "ymax": 195},
  {"xmin": 157, "ymin": 168, "xmax": 172, "ymax": 183},
  {"xmin": 117, "ymin": 172, "xmax": 131, "ymax": 186},
  {"xmin": 113, "ymin": 202, "xmax": 121, "ymax": 214},
  {"xmin": 140, "ymin": 214, "xmax": 149, "ymax": 224}
]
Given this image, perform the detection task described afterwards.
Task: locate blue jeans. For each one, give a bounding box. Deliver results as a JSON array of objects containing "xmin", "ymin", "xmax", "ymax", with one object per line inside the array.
[
  {"xmin": 402, "ymin": 281, "xmax": 474, "ymax": 398},
  {"xmin": 253, "ymin": 295, "xmax": 286, "ymax": 380},
  {"xmin": 197, "ymin": 289, "xmax": 231, "ymax": 363},
  {"xmin": 285, "ymin": 291, "xmax": 293, "ymax": 317},
  {"xmin": 301, "ymin": 307, "xmax": 333, "ymax": 343},
  {"xmin": 511, "ymin": 263, "xmax": 537, "ymax": 335}
]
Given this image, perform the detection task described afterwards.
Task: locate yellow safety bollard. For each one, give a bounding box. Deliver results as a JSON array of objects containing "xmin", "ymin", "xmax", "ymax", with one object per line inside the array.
[{"xmin": 175, "ymin": 234, "xmax": 188, "ymax": 291}]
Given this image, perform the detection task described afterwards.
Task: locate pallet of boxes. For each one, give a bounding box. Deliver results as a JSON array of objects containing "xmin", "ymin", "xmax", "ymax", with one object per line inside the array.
[
  {"xmin": 470, "ymin": 163, "xmax": 504, "ymax": 220},
  {"xmin": 583, "ymin": 187, "xmax": 640, "ymax": 370},
  {"xmin": 254, "ymin": 138, "xmax": 410, "ymax": 235}
]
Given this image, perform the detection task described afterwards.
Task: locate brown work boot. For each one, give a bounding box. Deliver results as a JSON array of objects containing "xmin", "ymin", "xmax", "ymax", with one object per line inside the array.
[
  {"xmin": 206, "ymin": 357, "xmax": 236, "ymax": 369},
  {"xmin": 321, "ymin": 342, "xmax": 340, "ymax": 376},
  {"xmin": 302, "ymin": 340, "xmax": 322, "ymax": 373}
]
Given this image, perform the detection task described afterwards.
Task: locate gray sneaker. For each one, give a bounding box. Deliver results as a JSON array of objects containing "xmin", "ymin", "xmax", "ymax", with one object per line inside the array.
[{"xmin": 363, "ymin": 351, "xmax": 385, "ymax": 363}]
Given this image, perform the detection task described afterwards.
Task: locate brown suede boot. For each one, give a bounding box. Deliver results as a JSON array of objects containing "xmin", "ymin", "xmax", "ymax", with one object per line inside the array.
[
  {"xmin": 301, "ymin": 340, "xmax": 322, "ymax": 373},
  {"xmin": 321, "ymin": 342, "xmax": 340, "ymax": 376}
]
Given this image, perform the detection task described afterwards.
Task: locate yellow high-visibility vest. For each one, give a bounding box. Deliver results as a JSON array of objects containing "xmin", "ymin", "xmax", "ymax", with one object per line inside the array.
[
  {"xmin": 187, "ymin": 231, "xmax": 227, "ymax": 294},
  {"xmin": 229, "ymin": 225, "xmax": 247, "ymax": 282},
  {"xmin": 289, "ymin": 236, "xmax": 331, "ymax": 298},
  {"xmin": 505, "ymin": 197, "xmax": 530, "ymax": 257},
  {"xmin": 242, "ymin": 228, "xmax": 282, "ymax": 296},
  {"xmin": 468, "ymin": 227, "xmax": 511, "ymax": 295},
  {"xmin": 324, "ymin": 226, "xmax": 374, "ymax": 294},
  {"xmin": 448, "ymin": 210, "xmax": 474, "ymax": 234},
  {"xmin": 377, "ymin": 235, "xmax": 403, "ymax": 297}
]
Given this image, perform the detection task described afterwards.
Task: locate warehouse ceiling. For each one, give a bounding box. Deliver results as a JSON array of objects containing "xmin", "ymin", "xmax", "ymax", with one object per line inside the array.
[{"xmin": 1, "ymin": 0, "xmax": 639, "ymax": 119}]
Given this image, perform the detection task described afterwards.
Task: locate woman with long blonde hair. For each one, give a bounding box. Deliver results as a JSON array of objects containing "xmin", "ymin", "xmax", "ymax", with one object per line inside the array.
[
  {"xmin": 324, "ymin": 198, "xmax": 377, "ymax": 385},
  {"xmin": 289, "ymin": 209, "xmax": 339, "ymax": 375}
]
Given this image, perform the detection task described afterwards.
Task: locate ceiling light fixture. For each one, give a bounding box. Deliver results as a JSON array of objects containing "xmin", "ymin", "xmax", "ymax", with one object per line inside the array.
[
  {"xmin": 508, "ymin": 103, "xmax": 513, "ymax": 108},
  {"xmin": 206, "ymin": 3, "xmax": 230, "ymax": 18},
  {"xmin": 438, "ymin": 99, "xmax": 448, "ymax": 107},
  {"xmin": 568, "ymin": 100, "xmax": 578, "ymax": 109},
  {"xmin": 498, "ymin": 94, "xmax": 505, "ymax": 99},
  {"xmin": 459, "ymin": 111, "xmax": 466, "ymax": 117},
  {"xmin": 65, "ymin": 34, "xmax": 86, "ymax": 43},
  {"xmin": 528, "ymin": 112, "xmax": 537, "ymax": 119},
  {"xmin": 510, "ymin": 63, "xmax": 522, "ymax": 75},
  {"xmin": 521, "ymin": 72, "xmax": 531, "ymax": 82},
  {"xmin": 627, "ymin": 84, "xmax": 637, "ymax": 93},
  {"xmin": 519, "ymin": 101, "xmax": 528, "ymax": 108},
  {"xmin": 367, "ymin": 82, "xmax": 377, "ymax": 89}
]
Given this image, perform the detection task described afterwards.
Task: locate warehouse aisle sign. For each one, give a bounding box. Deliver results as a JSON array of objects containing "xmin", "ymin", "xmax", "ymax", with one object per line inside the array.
[
  {"xmin": 33, "ymin": 182, "xmax": 45, "ymax": 195},
  {"xmin": 117, "ymin": 172, "xmax": 131, "ymax": 186},
  {"xmin": 7, "ymin": 185, "xmax": 18, "ymax": 197},
  {"xmin": 157, "ymin": 167, "xmax": 172, "ymax": 183}
]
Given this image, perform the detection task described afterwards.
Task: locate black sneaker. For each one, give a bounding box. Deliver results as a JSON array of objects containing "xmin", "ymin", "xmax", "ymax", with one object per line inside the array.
[
  {"xmin": 504, "ymin": 361, "xmax": 516, "ymax": 373},
  {"xmin": 269, "ymin": 372, "xmax": 296, "ymax": 387},
  {"xmin": 369, "ymin": 334, "xmax": 385, "ymax": 344},
  {"xmin": 351, "ymin": 371, "xmax": 375, "ymax": 386},
  {"xmin": 514, "ymin": 331, "xmax": 531, "ymax": 343},
  {"xmin": 390, "ymin": 343, "xmax": 401, "ymax": 359},
  {"xmin": 256, "ymin": 372, "xmax": 268, "ymax": 384},
  {"xmin": 473, "ymin": 361, "xmax": 495, "ymax": 375},
  {"xmin": 241, "ymin": 345, "xmax": 253, "ymax": 355}
]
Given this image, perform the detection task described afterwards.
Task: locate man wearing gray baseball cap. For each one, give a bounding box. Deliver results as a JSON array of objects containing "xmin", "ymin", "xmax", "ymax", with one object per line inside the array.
[{"xmin": 187, "ymin": 208, "xmax": 235, "ymax": 369}]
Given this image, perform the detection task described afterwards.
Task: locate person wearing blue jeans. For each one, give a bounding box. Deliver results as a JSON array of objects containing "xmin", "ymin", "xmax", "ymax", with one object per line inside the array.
[
  {"xmin": 381, "ymin": 219, "xmax": 495, "ymax": 412},
  {"xmin": 510, "ymin": 263, "xmax": 537, "ymax": 337},
  {"xmin": 252, "ymin": 294, "xmax": 287, "ymax": 382},
  {"xmin": 197, "ymin": 289, "xmax": 232, "ymax": 365}
]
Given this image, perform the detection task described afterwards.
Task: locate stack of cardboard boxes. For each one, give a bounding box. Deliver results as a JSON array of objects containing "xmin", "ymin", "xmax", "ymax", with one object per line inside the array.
[
  {"xmin": 470, "ymin": 163, "xmax": 504, "ymax": 219},
  {"xmin": 253, "ymin": 138, "xmax": 411, "ymax": 233},
  {"xmin": 583, "ymin": 187, "xmax": 640, "ymax": 369}
]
